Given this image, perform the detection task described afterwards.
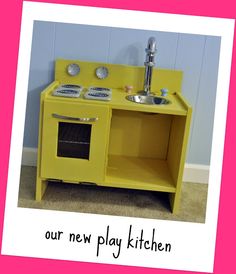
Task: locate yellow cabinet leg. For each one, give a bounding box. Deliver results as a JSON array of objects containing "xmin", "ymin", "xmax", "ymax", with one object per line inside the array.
[
  {"xmin": 169, "ymin": 192, "xmax": 181, "ymax": 214},
  {"xmin": 36, "ymin": 177, "xmax": 48, "ymax": 201}
]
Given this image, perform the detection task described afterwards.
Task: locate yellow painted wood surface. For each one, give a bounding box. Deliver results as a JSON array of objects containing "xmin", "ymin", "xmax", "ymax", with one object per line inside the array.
[
  {"xmin": 35, "ymin": 84, "xmax": 53, "ymax": 200},
  {"xmin": 40, "ymin": 100, "xmax": 111, "ymax": 183},
  {"xmin": 105, "ymin": 155, "xmax": 176, "ymax": 193},
  {"xmin": 47, "ymin": 87, "xmax": 188, "ymax": 115},
  {"xmin": 36, "ymin": 58, "xmax": 192, "ymax": 213},
  {"xmin": 55, "ymin": 59, "xmax": 183, "ymax": 93},
  {"xmin": 109, "ymin": 110, "xmax": 172, "ymax": 159},
  {"xmin": 167, "ymin": 110, "xmax": 192, "ymax": 212}
]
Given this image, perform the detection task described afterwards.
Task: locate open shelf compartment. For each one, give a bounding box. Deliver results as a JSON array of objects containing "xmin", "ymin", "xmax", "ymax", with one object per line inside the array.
[
  {"xmin": 106, "ymin": 155, "xmax": 176, "ymax": 192},
  {"xmin": 105, "ymin": 109, "xmax": 187, "ymax": 195}
]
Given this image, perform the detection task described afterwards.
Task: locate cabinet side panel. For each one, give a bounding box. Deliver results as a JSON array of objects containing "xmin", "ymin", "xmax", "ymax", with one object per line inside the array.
[
  {"xmin": 167, "ymin": 116, "xmax": 187, "ymax": 185},
  {"xmin": 167, "ymin": 112, "xmax": 191, "ymax": 213},
  {"xmin": 36, "ymin": 92, "xmax": 48, "ymax": 200}
]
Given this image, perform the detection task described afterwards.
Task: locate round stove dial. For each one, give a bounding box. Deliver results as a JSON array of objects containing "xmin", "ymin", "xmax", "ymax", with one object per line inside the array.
[
  {"xmin": 67, "ymin": 63, "xmax": 80, "ymax": 76},
  {"xmin": 95, "ymin": 66, "xmax": 109, "ymax": 79}
]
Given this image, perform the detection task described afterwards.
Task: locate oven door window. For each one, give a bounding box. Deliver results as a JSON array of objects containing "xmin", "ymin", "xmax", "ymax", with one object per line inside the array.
[{"xmin": 57, "ymin": 122, "xmax": 91, "ymax": 159}]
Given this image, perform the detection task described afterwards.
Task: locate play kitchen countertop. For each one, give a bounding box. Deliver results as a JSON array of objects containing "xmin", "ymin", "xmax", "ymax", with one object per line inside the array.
[{"xmin": 43, "ymin": 81, "xmax": 190, "ymax": 116}]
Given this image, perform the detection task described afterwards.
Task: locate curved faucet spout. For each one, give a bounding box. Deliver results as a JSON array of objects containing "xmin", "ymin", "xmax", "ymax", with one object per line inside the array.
[
  {"xmin": 146, "ymin": 37, "xmax": 157, "ymax": 54},
  {"xmin": 140, "ymin": 37, "xmax": 157, "ymax": 96}
]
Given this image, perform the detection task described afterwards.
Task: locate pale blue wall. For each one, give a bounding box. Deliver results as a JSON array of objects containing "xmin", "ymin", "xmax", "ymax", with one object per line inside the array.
[{"xmin": 24, "ymin": 21, "xmax": 221, "ymax": 165}]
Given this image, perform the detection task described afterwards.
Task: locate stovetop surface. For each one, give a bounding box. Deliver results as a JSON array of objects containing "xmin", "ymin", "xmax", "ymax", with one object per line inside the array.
[{"xmin": 52, "ymin": 84, "xmax": 112, "ymax": 100}]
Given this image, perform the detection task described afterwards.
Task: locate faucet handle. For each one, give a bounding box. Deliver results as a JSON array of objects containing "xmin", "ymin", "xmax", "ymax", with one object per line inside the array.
[
  {"xmin": 124, "ymin": 85, "xmax": 133, "ymax": 93},
  {"xmin": 160, "ymin": 88, "xmax": 168, "ymax": 97}
]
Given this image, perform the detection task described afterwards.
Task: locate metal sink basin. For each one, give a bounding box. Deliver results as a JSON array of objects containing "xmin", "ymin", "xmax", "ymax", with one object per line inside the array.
[{"xmin": 126, "ymin": 95, "xmax": 171, "ymax": 105}]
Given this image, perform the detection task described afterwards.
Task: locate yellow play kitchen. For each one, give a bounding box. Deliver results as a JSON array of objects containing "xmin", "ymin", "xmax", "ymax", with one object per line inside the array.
[{"xmin": 36, "ymin": 37, "xmax": 192, "ymax": 213}]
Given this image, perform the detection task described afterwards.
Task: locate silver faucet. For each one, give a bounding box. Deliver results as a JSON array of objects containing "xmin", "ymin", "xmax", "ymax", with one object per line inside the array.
[{"xmin": 139, "ymin": 37, "xmax": 157, "ymax": 96}]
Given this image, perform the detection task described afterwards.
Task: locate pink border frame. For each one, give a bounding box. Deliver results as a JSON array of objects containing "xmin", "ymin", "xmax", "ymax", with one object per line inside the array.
[{"xmin": 1, "ymin": 0, "xmax": 236, "ymax": 273}]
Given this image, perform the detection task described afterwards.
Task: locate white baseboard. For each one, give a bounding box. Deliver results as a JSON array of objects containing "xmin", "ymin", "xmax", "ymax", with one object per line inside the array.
[
  {"xmin": 183, "ymin": 163, "xmax": 209, "ymax": 184},
  {"xmin": 22, "ymin": 147, "xmax": 38, "ymax": 167},
  {"xmin": 22, "ymin": 147, "xmax": 209, "ymax": 184}
]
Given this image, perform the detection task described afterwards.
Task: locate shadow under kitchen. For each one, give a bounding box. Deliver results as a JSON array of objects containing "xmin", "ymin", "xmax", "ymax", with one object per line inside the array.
[{"xmin": 18, "ymin": 165, "xmax": 208, "ymax": 223}]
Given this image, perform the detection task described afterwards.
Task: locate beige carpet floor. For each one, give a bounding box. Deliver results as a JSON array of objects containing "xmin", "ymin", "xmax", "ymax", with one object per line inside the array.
[{"xmin": 18, "ymin": 166, "xmax": 208, "ymax": 223}]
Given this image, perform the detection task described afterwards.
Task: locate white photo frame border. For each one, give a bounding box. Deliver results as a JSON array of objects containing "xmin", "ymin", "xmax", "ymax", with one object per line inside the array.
[{"xmin": 2, "ymin": 2, "xmax": 235, "ymax": 273}]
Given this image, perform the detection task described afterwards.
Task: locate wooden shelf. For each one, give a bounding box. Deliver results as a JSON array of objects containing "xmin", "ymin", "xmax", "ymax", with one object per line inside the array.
[{"xmin": 105, "ymin": 155, "xmax": 176, "ymax": 193}]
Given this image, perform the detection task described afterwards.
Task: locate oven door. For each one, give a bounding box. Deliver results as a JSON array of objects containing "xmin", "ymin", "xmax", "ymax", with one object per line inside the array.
[{"xmin": 40, "ymin": 100, "xmax": 111, "ymax": 183}]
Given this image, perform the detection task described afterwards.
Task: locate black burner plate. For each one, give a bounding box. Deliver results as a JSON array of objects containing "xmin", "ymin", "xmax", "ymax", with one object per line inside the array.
[
  {"xmin": 61, "ymin": 84, "xmax": 81, "ymax": 89},
  {"xmin": 57, "ymin": 89, "xmax": 79, "ymax": 94},
  {"xmin": 88, "ymin": 92, "xmax": 109, "ymax": 97}
]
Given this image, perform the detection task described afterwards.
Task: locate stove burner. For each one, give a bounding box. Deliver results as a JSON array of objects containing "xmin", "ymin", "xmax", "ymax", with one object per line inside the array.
[
  {"xmin": 52, "ymin": 84, "xmax": 83, "ymax": 98},
  {"xmin": 90, "ymin": 87, "xmax": 111, "ymax": 92},
  {"xmin": 88, "ymin": 92, "xmax": 109, "ymax": 97},
  {"xmin": 61, "ymin": 84, "xmax": 82, "ymax": 89},
  {"xmin": 84, "ymin": 86, "xmax": 112, "ymax": 101},
  {"xmin": 57, "ymin": 89, "xmax": 78, "ymax": 94}
]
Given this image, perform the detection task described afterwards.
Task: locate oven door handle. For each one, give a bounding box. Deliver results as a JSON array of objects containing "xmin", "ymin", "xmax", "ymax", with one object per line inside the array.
[{"xmin": 52, "ymin": 113, "xmax": 98, "ymax": 122}]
